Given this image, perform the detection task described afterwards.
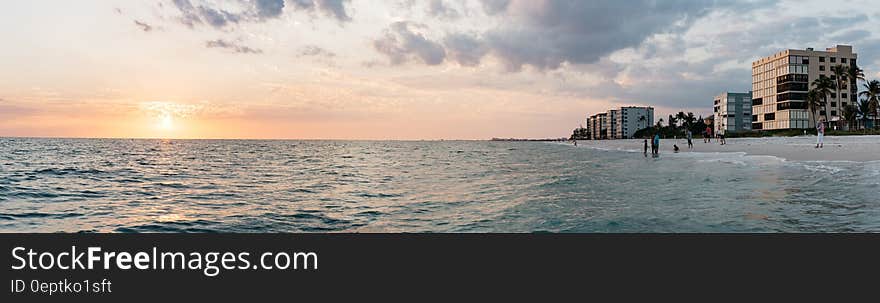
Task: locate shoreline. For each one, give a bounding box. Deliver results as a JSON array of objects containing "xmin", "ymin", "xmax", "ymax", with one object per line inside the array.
[{"xmin": 571, "ymin": 135, "xmax": 880, "ymax": 162}]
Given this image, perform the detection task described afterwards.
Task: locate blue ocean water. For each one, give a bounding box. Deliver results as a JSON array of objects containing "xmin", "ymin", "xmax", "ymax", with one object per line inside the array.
[{"xmin": 1, "ymin": 138, "xmax": 879, "ymax": 232}]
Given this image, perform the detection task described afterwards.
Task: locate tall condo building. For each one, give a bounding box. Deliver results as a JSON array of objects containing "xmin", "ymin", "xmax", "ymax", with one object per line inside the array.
[
  {"xmin": 606, "ymin": 109, "xmax": 619, "ymax": 139},
  {"xmin": 713, "ymin": 92, "xmax": 753, "ymax": 135},
  {"xmin": 616, "ymin": 107, "xmax": 654, "ymax": 139},
  {"xmin": 586, "ymin": 106, "xmax": 653, "ymax": 139},
  {"xmin": 751, "ymin": 45, "xmax": 857, "ymax": 130}
]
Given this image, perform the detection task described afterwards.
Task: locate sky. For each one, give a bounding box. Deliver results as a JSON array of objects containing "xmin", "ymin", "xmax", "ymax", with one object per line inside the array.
[{"xmin": 2, "ymin": 0, "xmax": 880, "ymax": 139}]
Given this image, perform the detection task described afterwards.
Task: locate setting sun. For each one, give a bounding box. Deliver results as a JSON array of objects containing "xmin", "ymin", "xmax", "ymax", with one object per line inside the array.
[{"xmin": 158, "ymin": 114, "xmax": 173, "ymax": 130}]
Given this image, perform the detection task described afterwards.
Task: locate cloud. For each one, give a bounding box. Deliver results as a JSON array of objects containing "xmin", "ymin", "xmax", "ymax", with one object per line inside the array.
[
  {"xmin": 374, "ymin": 0, "xmax": 760, "ymax": 71},
  {"xmin": 443, "ymin": 33, "xmax": 488, "ymax": 66},
  {"xmin": 170, "ymin": 0, "xmax": 287, "ymax": 29},
  {"xmin": 134, "ymin": 20, "xmax": 154, "ymax": 32},
  {"xmin": 254, "ymin": 0, "xmax": 285, "ymax": 19},
  {"xmin": 426, "ymin": 0, "xmax": 459, "ymax": 19},
  {"xmin": 373, "ymin": 21, "xmax": 446, "ymax": 65},
  {"xmin": 290, "ymin": 0, "xmax": 352, "ymax": 22},
  {"xmin": 479, "ymin": 0, "xmax": 509, "ymax": 15},
  {"xmin": 205, "ymin": 39, "xmax": 263, "ymax": 54},
  {"xmin": 298, "ymin": 45, "xmax": 336, "ymax": 57}
]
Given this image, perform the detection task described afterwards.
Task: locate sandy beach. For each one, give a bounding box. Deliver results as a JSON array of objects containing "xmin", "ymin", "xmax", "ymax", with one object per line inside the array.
[{"xmin": 575, "ymin": 135, "xmax": 880, "ymax": 162}]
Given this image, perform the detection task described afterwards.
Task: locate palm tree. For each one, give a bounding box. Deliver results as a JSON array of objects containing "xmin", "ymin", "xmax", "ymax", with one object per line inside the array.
[
  {"xmin": 847, "ymin": 64, "xmax": 865, "ymax": 87},
  {"xmin": 655, "ymin": 118, "xmax": 664, "ymax": 129},
  {"xmin": 859, "ymin": 80, "xmax": 880, "ymax": 128},
  {"xmin": 831, "ymin": 65, "xmax": 848, "ymax": 128},
  {"xmin": 685, "ymin": 112, "xmax": 697, "ymax": 130},
  {"xmin": 857, "ymin": 97, "xmax": 871, "ymax": 130},
  {"xmin": 848, "ymin": 64, "xmax": 865, "ymax": 128},
  {"xmin": 842, "ymin": 104, "xmax": 858, "ymax": 130},
  {"xmin": 667, "ymin": 114, "xmax": 677, "ymax": 130},
  {"xmin": 675, "ymin": 112, "xmax": 686, "ymax": 128},
  {"xmin": 806, "ymin": 89, "xmax": 822, "ymax": 127},
  {"xmin": 812, "ymin": 75, "xmax": 835, "ymax": 125}
]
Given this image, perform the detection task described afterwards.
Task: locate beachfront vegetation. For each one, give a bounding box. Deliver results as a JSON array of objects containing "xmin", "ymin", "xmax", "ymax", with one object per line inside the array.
[
  {"xmin": 811, "ymin": 75, "xmax": 834, "ymax": 124},
  {"xmin": 632, "ymin": 111, "xmax": 708, "ymax": 139},
  {"xmin": 569, "ymin": 127, "xmax": 589, "ymax": 140}
]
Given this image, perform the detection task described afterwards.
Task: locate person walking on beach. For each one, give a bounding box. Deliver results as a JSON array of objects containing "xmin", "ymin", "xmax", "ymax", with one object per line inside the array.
[
  {"xmin": 719, "ymin": 132, "xmax": 726, "ymax": 145},
  {"xmin": 816, "ymin": 118, "xmax": 825, "ymax": 148},
  {"xmin": 686, "ymin": 130, "xmax": 693, "ymax": 149},
  {"xmin": 644, "ymin": 139, "xmax": 648, "ymax": 157}
]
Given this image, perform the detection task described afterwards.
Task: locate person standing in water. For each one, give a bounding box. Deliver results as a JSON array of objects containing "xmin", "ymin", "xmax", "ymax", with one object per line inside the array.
[
  {"xmin": 816, "ymin": 118, "xmax": 825, "ymax": 148},
  {"xmin": 652, "ymin": 133, "xmax": 660, "ymax": 155},
  {"xmin": 686, "ymin": 130, "xmax": 693, "ymax": 149}
]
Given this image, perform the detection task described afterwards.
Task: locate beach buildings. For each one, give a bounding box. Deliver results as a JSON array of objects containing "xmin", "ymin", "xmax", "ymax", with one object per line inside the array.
[
  {"xmin": 586, "ymin": 106, "xmax": 653, "ymax": 139},
  {"xmin": 607, "ymin": 109, "xmax": 619, "ymax": 139},
  {"xmin": 713, "ymin": 92, "xmax": 753, "ymax": 135},
  {"xmin": 751, "ymin": 45, "xmax": 857, "ymax": 130}
]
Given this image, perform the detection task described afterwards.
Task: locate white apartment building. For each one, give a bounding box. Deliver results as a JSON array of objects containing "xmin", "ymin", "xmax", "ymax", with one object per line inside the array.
[
  {"xmin": 616, "ymin": 106, "xmax": 654, "ymax": 139},
  {"xmin": 587, "ymin": 106, "xmax": 653, "ymax": 139},
  {"xmin": 751, "ymin": 45, "xmax": 857, "ymax": 130}
]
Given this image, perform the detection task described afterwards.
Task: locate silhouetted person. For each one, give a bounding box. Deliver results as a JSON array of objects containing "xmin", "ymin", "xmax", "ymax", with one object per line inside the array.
[
  {"xmin": 686, "ymin": 130, "xmax": 693, "ymax": 149},
  {"xmin": 652, "ymin": 133, "xmax": 660, "ymax": 155}
]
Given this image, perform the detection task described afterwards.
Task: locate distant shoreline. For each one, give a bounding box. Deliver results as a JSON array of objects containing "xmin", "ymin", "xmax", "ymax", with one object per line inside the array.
[{"xmin": 490, "ymin": 138, "xmax": 568, "ymax": 142}]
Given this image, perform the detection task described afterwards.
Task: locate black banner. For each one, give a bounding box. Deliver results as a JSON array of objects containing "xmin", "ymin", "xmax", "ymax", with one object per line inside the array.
[{"xmin": 1, "ymin": 234, "xmax": 878, "ymax": 301}]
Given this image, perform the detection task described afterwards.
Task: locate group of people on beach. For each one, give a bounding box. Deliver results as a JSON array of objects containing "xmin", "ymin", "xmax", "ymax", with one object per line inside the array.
[
  {"xmin": 643, "ymin": 126, "xmax": 731, "ymax": 157},
  {"xmin": 644, "ymin": 133, "xmax": 662, "ymax": 157},
  {"xmin": 574, "ymin": 117, "xmax": 830, "ymax": 156}
]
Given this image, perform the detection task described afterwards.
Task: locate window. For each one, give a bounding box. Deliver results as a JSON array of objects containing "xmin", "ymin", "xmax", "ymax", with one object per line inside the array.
[
  {"xmin": 819, "ymin": 65, "xmax": 825, "ymax": 71},
  {"xmin": 842, "ymin": 58, "xmax": 847, "ymax": 64},
  {"xmin": 842, "ymin": 93, "xmax": 847, "ymax": 99},
  {"xmin": 777, "ymin": 102, "xmax": 807, "ymax": 110},
  {"xmin": 831, "ymin": 110, "xmax": 838, "ymax": 116},
  {"xmin": 820, "ymin": 111, "xmax": 827, "ymax": 116},
  {"xmin": 764, "ymin": 113, "xmax": 776, "ymax": 121},
  {"xmin": 777, "ymin": 92, "xmax": 807, "ymax": 101},
  {"xmin": 830, "ymin": 57, "xmax": 836, "ymax": 63},
  {"xmin": 842, "ymin": 102, "xmax": 847, "ymax": 107},
  {"xmin": 831, "ymin": 102, "xmax": 837, "ymax": 107},
  {"xmin": 829, "ymin": 93, "xmax": 836, "ymax": 98},
  {"xmin": 819, "ymin": 56, "xmax": 825, "ymax": 62}
]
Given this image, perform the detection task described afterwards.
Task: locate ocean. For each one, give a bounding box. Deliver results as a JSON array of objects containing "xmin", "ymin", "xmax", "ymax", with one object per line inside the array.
[{"xmin": 1, "ymin": 137, "xmax": 879, "ymax": 232}]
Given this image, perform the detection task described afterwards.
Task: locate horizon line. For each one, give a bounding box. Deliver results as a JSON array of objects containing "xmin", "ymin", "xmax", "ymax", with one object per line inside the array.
[{"xmin": 0, "ymin": 135, "xmax": 551, "ymax": 141}]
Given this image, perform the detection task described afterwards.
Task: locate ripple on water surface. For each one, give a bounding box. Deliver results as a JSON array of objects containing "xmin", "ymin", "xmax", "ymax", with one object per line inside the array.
[{"xmin": 1, "ymin": 138, "xmax": 879, "ymax": 232}]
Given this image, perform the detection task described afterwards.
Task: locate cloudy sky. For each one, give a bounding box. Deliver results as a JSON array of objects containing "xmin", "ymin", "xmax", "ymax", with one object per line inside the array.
[{"xmin": 1, "ymin": 0, "xmax": 879, "ymax": 139}]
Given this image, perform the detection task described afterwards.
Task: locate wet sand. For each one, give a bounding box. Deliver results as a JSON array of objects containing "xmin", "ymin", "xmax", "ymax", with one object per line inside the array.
[{"xmin": 576, "ymin": 135, "xmax": 880, "ymax": 162}]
